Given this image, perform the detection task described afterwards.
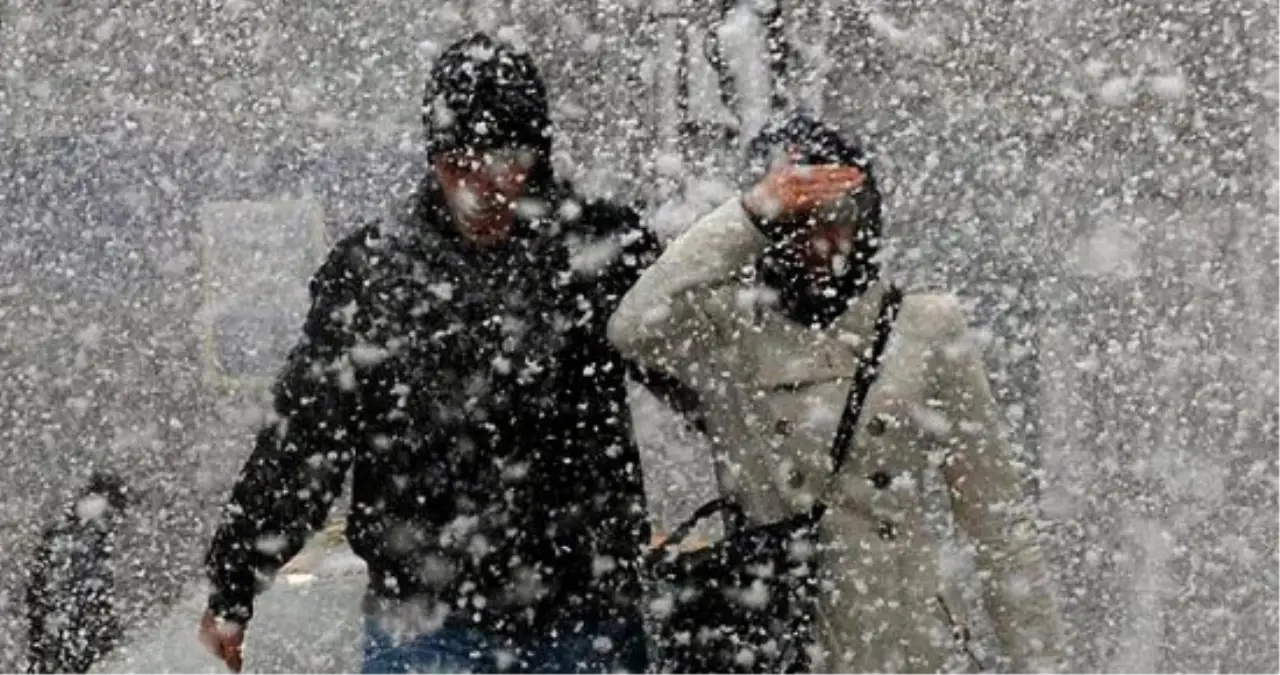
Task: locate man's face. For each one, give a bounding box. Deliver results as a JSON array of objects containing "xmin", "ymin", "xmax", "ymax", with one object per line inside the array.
[{"xmin": 433, "ymin": 147, "xmax": 536, "ymax": 245}]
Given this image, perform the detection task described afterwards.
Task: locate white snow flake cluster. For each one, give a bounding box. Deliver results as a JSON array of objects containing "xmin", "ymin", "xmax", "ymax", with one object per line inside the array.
[{"xmin": 0, "ymin": 1, "xmax": 1273, "ymax": 673}]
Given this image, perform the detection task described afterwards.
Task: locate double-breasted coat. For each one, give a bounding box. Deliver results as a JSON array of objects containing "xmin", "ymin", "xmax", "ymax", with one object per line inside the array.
[{"xmin": 609, "ymin": 199, "xmax": 1063, "ymax": 673}]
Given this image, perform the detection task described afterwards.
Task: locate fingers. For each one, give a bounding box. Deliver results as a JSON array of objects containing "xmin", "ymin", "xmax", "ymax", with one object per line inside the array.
[
  {"xmin": 211, "ymin": 636, "xmax": 243, "ymax": 673},
  {"xmin": 745, "ymin": 164, "xmax": 867, "ymax": 221},
  {"xmin": 765, "ymin": 165, "xmax": 866, "ymax": 214},
  {"xmin": 777, "ymin": 183, "xmax": 861, "ymax": 211},
  {"xmin": 777, "ymin": 165, "xmax": 865, "ymax": 193},
  {"xmin": 222, "ymin": 642, "xmax": 244, "ymax": 673},
  {"xmin": 787, "ymin": 182, "xmax": 857, "ymax": 208},
  {"xmin": 199, "ymin": 612, "xmax": 245, "ymax": 673}
]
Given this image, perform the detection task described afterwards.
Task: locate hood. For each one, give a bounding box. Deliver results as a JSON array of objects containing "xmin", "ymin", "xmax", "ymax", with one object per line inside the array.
[
  {"xmin": 423, "ymin": 33, "xmax": 552, "ymax": 162},
  {"xmin": 416, "ymin": 33, "xmax": 562, "ymax": 248}
]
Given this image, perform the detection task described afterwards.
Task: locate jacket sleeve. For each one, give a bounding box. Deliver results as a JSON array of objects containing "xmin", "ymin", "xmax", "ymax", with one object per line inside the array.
[
  {"xmin": 204, "ymin": 233, "xmax": 371, "ymax": 625},
  {"xmin": 606, "ymin": 198, "xmax": 770, "ymax": 391},
  {"xmin": 590, "ymin": 203, "xmax": 709, "ymax": 432},
  {"xmin": 926, "ymin": 296, "xmax": 1064, "ymax": 672}
]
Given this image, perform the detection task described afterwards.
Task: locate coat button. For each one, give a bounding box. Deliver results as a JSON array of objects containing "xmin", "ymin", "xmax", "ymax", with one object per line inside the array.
[
  {"xmin": 865, "ymin": 416, "xmax": 887, "ymax": 436},
  {"xmin": 869, "ymin": 471, "xmax": 892, "ymax": 489},
  {"xmin": 877, "ymin": 521, "xmax": 897, "ymax": 541},
  {"xmin": 774, "ymin": 419, "xmax": 794, "ymax": 436}
]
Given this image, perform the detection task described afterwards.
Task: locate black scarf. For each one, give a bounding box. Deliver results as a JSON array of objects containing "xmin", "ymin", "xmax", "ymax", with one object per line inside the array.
[{"xmin": 754, "ymin": 217, "xmax": 880, "ymax": 328}]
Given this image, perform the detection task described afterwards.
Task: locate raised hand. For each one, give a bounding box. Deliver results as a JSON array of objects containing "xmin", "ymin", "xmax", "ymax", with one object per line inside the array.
[{"xmin": 742, "ymin": 163, "xmax": 867, "ymax": 222}]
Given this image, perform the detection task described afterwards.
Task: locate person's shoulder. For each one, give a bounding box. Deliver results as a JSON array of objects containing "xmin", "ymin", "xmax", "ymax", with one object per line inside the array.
[
  {"xmin": 561, "ymin": 194, "xmax": 644, "ymax": 239},
  {"xmin": 895, "ymin": 285, "xmax": 969, "ymax": 344},
  {"xmin": 544, "ymin": 177, "xmax": 639, "ymax": 233},
  {"xmin": 314, "ymin": 220, "xmax": 406, "ymax": 288},
  {"xmin": 331, "ymin": 220, "xmax": 398, "ymax": 260},
  {"xmin": 558, "ymin": 192, "xmax": 660, "ymax": 277}
]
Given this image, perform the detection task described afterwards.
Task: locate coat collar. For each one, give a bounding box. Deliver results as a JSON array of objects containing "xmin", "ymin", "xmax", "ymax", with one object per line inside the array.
[{"xmin": 751, "ymin": 280, "xmax": 890, "ymax": 389}]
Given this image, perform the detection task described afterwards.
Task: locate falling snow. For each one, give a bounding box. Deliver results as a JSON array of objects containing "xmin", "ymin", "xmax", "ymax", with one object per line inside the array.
[{"xmin": 0, "ymin": 1, "xmax": 1274, "ymax": 674}]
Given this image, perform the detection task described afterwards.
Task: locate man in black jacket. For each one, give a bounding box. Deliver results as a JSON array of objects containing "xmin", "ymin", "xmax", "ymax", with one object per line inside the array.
[{"xmin": 199, "ymin": 33, "xmax": 692, "ymax": 674}]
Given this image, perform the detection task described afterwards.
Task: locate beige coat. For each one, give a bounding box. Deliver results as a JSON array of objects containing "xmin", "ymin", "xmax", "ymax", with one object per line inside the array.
[{"xmin": 609, "ymin": 199, "xmax": 1063, "ymax": 673}]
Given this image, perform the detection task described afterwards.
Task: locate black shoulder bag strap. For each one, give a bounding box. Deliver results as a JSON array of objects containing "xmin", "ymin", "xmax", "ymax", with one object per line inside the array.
[
  {"xmin": 783, "ymin": 283, "xmax": 906, "ymax": 671},
  {"xmin": 809, "ymin": 283, "xmax": 902, "ymax": 521},
  {"xmin": 657, "ymin": 284, "xmax": 903, "ymax": 543}
]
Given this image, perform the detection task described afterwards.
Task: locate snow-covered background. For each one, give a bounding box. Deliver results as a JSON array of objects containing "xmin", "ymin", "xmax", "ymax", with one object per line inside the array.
[{"xmin": 0, "ymin": 0, "xmax": 1275, "ymax": 672}]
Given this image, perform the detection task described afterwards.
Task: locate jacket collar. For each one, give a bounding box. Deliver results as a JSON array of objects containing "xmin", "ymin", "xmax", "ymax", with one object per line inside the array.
[{"xmin": 750, "ymin": 280, "xmax": 891, "ymax": 389}]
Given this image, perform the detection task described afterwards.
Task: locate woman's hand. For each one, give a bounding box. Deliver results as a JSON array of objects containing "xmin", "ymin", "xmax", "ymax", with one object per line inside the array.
[{"xmin": 741, "ymin": 163, "xmax": 866, "ymax": 222}]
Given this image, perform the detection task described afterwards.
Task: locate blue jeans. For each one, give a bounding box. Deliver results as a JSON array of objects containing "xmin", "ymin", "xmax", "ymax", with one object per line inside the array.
[{"xmin": 361, "ymin": 615, "xmax": 648, "ymax": 674}]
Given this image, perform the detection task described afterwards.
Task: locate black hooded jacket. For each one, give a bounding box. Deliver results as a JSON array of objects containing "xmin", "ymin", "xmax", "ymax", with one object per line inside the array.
[
  {"xmin": 205, "ymin": 34, "xmax": 698, "ymax": 636},
  {"xmin": 204, "ymin": 179, "xmax": 691, "ymax": 634}
]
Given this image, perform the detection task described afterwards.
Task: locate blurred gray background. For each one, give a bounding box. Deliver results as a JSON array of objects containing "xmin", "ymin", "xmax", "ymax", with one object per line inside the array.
[{"xmin": 0, "ymin": 0, "xmax": 1275, "ymax": 671}]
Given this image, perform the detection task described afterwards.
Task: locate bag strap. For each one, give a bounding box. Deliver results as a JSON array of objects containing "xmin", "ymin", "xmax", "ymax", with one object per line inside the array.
[
  {"xmin": 653, "ymin": 497, "xmax": 747, "ymax": 555},
  {"xmin": 829, "ymin": 283, "xmax": 902, "ymax": 474},
  {"xmin": 657, "ymin": 284, "xmax": 903, "ymax": 547},
  {"xmin": 776, "ymin": 287, "xmax": 900, "ymax": 669},
  {"xmin": 806, "ymin": 283, "xmax": 902, "ymax": 522}
]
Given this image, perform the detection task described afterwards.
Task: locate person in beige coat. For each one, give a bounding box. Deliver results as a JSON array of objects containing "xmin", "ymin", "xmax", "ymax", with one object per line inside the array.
[{"xmin": 609, "ymin": 114, "xmax": 1063, "ymax": 673}]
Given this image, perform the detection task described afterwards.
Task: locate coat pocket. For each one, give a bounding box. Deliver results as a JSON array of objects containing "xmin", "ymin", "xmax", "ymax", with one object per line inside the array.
[{"xmin": 930, "ymin": 594, "xmax": 986, "ymax": 672}]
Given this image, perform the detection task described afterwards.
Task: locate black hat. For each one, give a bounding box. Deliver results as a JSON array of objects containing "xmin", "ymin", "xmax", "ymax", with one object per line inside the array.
[{"xmin": 423, "ymin": 33, "xmax": 552, "ymax": 159}]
